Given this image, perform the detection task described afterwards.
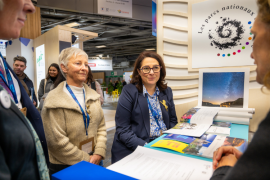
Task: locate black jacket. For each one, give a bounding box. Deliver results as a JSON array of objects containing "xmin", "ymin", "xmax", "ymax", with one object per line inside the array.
[
  {"xmin": 111, "ymin": 84, "xmax": 178, "ymax": 163},
  {"xmin": 0, "ymin": 86, "xmax": 40, "ymax": 180},
  {"xmin": 4, "ymin": 59, "xmax": 49, "ymax": 166},
  {"xmin": 22, "ymin": 74, "xmax": 37, "ymax": 104},
  {"xmin": 211, "ymin": 111, "xmax": 270, "ymax": 180}
]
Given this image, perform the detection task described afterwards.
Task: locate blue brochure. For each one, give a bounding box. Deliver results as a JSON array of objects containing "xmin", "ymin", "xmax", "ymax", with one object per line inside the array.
[{"xmin": 163, "ymin": 134, "xmax": 195, "ymax": 144}]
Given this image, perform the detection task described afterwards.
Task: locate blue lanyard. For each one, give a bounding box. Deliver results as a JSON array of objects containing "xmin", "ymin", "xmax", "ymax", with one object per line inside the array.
[
  {"xmin": 146, "ymin": 95, "xmax": 162, "ymax": 131},
  {"xmin": 66, "ymin": 83, "xmax": 90, "ymax": 136},
  {"xmin": 0, "ymin": 53, "xmax": 18, "ymax": 104}
]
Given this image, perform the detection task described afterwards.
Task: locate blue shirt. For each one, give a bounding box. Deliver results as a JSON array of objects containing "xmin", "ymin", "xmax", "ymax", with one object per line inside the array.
[{"xmin": 143, "ymin": 85, "xmax": 167, "ymax": 138}]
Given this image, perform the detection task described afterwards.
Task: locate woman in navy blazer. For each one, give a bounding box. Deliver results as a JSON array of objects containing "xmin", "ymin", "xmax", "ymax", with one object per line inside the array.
[{"xmin": 111, "ymin": 51, "xmax": 178, "ymax": 163}]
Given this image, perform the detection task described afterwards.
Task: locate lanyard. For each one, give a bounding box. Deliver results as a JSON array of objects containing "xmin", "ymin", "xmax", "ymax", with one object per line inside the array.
[
  {"xmin": 0, "ymin": 53, "xmax": 18, "ymax": 104},
  {"xmin": 146, "ymin": 95, "xmax": 162, "ymax": 131},
  {"xmin": 66, "ymin": 83, "xmax": 90, "ymax": 136}
]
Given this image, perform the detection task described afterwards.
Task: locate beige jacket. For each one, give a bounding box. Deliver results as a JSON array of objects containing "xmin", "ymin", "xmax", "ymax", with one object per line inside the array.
[{"xmin": 41, "ymin": 81, "xmax": 107, "ymax": 165}]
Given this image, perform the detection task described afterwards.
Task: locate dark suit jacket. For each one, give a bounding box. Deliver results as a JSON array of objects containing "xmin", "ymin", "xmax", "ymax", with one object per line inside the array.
[
  {"xmin": 4, "ymin": 59, "xmax": 49, "ymax": 166},
  {"xmin": 111, "ymin": 84, "xmax": 178, "ymax": 163},
  {"xmin": 0, "ymin": 86, "xmax": 40, "ymax": 179}
]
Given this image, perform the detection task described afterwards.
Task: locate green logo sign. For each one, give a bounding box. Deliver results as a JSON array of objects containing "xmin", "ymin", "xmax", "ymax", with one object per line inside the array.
[
  {"xmin": 37, "ymin": 53, "xmax": 43, "ymax": 66},
  {"xmin": 111, "ymin": 71, "xmax": 114, "ymax": 75}
]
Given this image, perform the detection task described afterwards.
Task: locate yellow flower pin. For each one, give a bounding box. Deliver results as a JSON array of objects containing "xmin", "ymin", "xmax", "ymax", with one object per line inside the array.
[{"xmin": 160, "ymin": 100, "xmax": 168, "ymax": 111}]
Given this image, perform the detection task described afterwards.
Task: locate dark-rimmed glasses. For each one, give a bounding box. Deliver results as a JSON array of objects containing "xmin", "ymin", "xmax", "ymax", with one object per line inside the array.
[{"xmin": 139, "ymin": 65, "xmax": 162, "ymax": 74}]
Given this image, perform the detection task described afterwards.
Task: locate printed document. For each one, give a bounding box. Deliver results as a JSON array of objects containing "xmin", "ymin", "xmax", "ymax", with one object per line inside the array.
[{"xmin": 107, "ymin": 146, "xmax": 213, "ymax": 180}]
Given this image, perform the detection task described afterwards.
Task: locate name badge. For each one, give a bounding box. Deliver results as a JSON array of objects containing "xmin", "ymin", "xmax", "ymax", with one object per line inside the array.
[{"xmin": 79, "ymin": 137, "xmax": 94, "ymax": 154}]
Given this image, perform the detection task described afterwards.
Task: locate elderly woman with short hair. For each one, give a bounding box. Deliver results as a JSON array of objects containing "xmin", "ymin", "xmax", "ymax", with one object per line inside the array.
[{"xmin": 42, "ymin": 47, "xmax": 107, "ymax": 176}]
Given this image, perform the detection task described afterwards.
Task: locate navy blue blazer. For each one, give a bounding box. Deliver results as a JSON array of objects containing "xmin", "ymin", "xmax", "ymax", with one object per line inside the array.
[
  {"xmin": 4, "ymin": 59, "xmax": 49, "ymax": 166},
  {"xmin": 111, "ymin": 84, "xmax": 178, "ymax": 163}
]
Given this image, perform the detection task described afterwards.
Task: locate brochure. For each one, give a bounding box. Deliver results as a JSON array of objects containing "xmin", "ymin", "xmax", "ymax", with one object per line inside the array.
[
  {"xmin": 212, "ymin": 121, "xmax": 232, "ymax": 128},
  {"xmin": 206, "ymin": 126, "xmax": 231, "ymax": 136},
  {"xmin": 163, "ymin": 134, "xmax": 195, "ymax": 144},
  {"xmin": 151, "ymin": 139, "xmax": 189, "ymax": 153},
  {"xmin": 182, "ymin": 134, "xmax": 247, "ymax": 159}
]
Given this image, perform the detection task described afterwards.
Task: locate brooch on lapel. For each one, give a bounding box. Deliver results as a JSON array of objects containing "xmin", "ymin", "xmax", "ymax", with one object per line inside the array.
[{"xmin": 160, "ymin": 100, "xmax": 168, "ymax": 111}]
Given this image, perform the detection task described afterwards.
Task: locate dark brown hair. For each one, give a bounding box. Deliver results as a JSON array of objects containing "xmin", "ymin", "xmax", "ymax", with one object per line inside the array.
[
  {"xmin": 257, "ymin": 0, "xmax": 270, "ymax": 89},
  {"xmin": 14, "ymin": 56, "xmax": 27, "ymax": 65},
  {"xmin": 130, "ymin": 51, "xmax": 167, "ymax": 92},
  {"xmin": 86, "ymin": 66, "xmax": 94, "ymax": 83},
  {"xmin": 46, "ymin": 63, "xmax": 59, "ymax": 80},
  {"xmin": 46, "ymin": 63, "xmax": 65, "ymax": 88}
]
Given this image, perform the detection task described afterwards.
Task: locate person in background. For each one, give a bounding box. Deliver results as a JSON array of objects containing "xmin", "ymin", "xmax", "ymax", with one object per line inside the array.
[
  {"xmin": 38, "ymin": 63, "xmax": 65, "ymax": 110},
  {"xmin": 38, "ymin": 63, "xmax": 62, "ymax": 101},
  {"xmin": 111, "ymin": 51, "xmax": 178, "ymax": 163},
  {"xmin": 42, "ymin": 47, "xmax": 107, "ymax": 177},
  {"xmin": 85, "ymin": 66, "xmax": 104, "ymax": 105},
  {"xmin": 122, "ymin": 79, "xmax": 127, "ymax": 86},
  {"xmin": 13, "ymin": 56, "xmax": 37, "ymax": 106},
  {"xmin": 211, "ymin": 0, "xmax": 270, "ymax": 179},
  {"xmin": 0, "ymin": 0, "xmax": 49, "ymax": 179}
]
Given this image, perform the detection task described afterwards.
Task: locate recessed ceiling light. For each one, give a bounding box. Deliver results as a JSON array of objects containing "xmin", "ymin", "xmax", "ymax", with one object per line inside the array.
[
  {"xmin": 145, "ymin": 48, "xmax": 156, "ymax": 51},
  {"xmin": 96, "ymin": 45, "xmax": 107, "ymax": 48},
  {"xmin": 64, "ymin": 22, "xmax": 81, "ymax": 28}
]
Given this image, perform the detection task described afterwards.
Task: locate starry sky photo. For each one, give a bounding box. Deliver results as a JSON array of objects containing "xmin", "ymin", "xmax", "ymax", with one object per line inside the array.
[{"xmin": 202, "ymin": 72, "xmax": 245, "ymax": 106}]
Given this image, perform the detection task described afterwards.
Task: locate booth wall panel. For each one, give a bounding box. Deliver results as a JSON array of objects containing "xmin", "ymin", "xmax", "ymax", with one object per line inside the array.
[
  {"xmin": 163, "ymin": 55, "xmax": 188, "ymax": 65},
  {"xmin": 163, "ymin": 28, "xmax": 188, "ymax": 42},
  {"xmin": 166, "ymin": 79, "xmax": 199, "ymax": 86},
  {"xmin": 163, "ymin": 15, "xmax": 188, "ymax": 27},
  {"xmin": 163, "ymin": 2, "xmax": 188, "ymax": 13},
  {"xmin": 163, "ymin": 42, "xmax": 188, "ymax": 54},
  {"xmin": 20, "ymin": 7, "xmax": 41, "ymax": 39},
  {"xmin": 157, "ymin": 0, "xmax": 270, "ymax": 132}
]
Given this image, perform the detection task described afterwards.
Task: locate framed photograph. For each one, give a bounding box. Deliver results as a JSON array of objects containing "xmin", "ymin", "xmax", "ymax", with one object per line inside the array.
[{"xmin": 198, "ymin": 68, "xmax": 250, "ymax": 108}]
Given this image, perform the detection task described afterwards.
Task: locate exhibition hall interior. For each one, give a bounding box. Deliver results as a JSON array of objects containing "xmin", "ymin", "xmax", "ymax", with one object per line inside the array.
[{"xmin": 1, "ymin": 0, "xmax": 270, "ymax": 179}]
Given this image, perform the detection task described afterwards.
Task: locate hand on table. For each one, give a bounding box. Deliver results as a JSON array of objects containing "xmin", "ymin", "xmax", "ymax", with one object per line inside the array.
[
  {"xmin": 89, "ymin": 154, "xmax": 102, "ymax": 165},
  {"xmin": 213, "ymin": 146, "xmax": 243, "ymax": 170},
  {"xmin": 216, "ymin": 154, "xmax": 238, "ymax": 169}
]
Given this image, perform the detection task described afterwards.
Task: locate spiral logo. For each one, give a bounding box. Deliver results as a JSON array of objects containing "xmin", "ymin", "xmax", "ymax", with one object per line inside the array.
[{"xmin": 209, "ymin": 17, "xmax": 245, "ymax": 50}]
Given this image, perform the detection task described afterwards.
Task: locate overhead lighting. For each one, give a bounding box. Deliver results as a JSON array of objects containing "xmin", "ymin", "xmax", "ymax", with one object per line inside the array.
[
  {"xmin": 95, "ymin": 45, "xmax": 107, "ymax": 48},
  {"xmin": 64, "ymin": 22, "xmax": 81, "ymax": 28},
  {"xmin": 145, "ymin": 48, "xmax": 156, "ymax": 51}
]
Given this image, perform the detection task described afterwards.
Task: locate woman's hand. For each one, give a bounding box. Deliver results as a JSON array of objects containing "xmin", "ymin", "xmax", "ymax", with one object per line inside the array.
[
  {"xmin": 213, "ymin": 146, "xmax": 243, "ymax": 170},
  {"xmin": 89, "ymin": 154, "xmax": 102, "ymax": 165}
]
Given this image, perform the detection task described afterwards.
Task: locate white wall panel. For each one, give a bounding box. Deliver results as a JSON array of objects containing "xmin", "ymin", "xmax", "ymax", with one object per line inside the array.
[
  {"xmin": 163, "ymin": 2, "xmax": 188, "ymax": 13},
  {"xmin": 173, "ymin": 96, "xmax": 198, "ymax": 105},
  {"xmin": 163, "ymin": 27, "xmax": 188, "ymax": 41},
  {"xmin": 163, "ymin": 14, "xmax": 188, "ymax": 27},
  {"xmin": 166, "ymin": 67, "xmax": 198, "ymax": 76},
  {"xmin": 166, "ymin": 79, "xmax": 199, "ymax": 86},
  {"xmin": 163, "ymin": 42, "xmax": 188, "ymax": 54},
  {"xmin": 173, "ymin": 88, "xmax": 198, "ymax": 95},
  {"xmin": 164, "ymin": 55, "xmax": 188, "ymax": 65}
]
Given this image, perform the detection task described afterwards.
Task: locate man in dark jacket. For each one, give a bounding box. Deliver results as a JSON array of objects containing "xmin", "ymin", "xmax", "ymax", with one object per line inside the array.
[{"xmin": 13, "ymin": 56, "xmax": 37, "ymax": 106}]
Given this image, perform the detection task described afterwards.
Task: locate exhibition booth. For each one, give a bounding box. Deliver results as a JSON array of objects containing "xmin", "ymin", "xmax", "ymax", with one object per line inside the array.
[{"xmin": 3, "ymin": 0, "xmax": 270, "ymax": 179}]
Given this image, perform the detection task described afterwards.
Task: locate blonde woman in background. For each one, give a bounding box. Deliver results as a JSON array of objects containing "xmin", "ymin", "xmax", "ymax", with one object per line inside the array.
[{"xmin": 42, "ymin": 47, "xmax": 107, "ymax": 177}]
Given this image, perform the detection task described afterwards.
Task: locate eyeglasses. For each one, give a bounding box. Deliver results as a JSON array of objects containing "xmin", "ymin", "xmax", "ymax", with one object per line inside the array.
[{"xmin": 139, "ymin": 65, "xmax": 162, "ymax": 74}]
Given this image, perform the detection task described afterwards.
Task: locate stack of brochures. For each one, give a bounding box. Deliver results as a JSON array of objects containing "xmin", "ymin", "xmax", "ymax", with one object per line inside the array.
[{"xmin": 151, "ymin": 133, "xmax": 247, "ymax": 159}]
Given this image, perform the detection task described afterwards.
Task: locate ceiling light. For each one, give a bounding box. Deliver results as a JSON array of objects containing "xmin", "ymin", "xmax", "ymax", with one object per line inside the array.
[
  {"xmin": 64, "ymin": 22, "xmax": 81, "ymax": 28},
  {"xmin": 145, "ymin": 48, "xmax": 156, "ymax": 51},
  {"xmin": 96, "ymin": 45, "xmax": 107, "ymax": 48}
]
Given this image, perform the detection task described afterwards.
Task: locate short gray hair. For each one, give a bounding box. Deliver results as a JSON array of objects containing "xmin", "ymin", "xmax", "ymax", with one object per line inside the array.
[{"xmin": 59, "ymin": 47, "xmax": 88, "ymax": 77}]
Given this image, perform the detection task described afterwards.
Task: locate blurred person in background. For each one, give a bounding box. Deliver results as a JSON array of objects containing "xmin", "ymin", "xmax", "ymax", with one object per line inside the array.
[{"xmin": 85, "ymin": 66, "xmax": 104, "ymax": 105}]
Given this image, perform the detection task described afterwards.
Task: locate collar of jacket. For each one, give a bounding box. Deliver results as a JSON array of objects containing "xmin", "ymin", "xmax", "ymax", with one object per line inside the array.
[{"xmin": 43, "ymin": 81, "xmax": 100, "ymax": 113}]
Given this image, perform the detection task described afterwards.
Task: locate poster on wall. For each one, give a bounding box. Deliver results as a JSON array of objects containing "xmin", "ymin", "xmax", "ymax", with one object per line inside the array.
[
  {"xmin": 36, "ymin": 44, "xmax": 45, "ymax": 91},
  {"xmin": 192, "ymin": 0, "xmax": 257, "ymax": 68},
  {"xmin": 152, "ymin": 0, "xmax": 157, "ymax": 37},
  {"xmin": 98, "ymin": 0, "xmax": 132, "ymax": 18},
  {"xmin": 198, "ymin": 68, "xmax": 250, "ymax": 109},
  {"xmin": 88, "ymin": 59, "xmax": 112, "ymax": 71}
]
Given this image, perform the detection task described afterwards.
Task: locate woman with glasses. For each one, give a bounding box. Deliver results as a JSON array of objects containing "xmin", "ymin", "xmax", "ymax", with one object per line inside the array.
[
  {"xmin": 111, "ymin": 51, "xmax": 177, "ymax": 163},
  {"xmin": 41, "ymin": 47, "xmax": 107, "ymax": 177}
]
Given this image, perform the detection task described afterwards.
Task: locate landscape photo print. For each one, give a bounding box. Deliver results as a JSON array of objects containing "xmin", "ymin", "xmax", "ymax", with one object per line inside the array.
[{"xmin": 198, "ymin": 68, "xmax": 250, "ymax": 108}]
